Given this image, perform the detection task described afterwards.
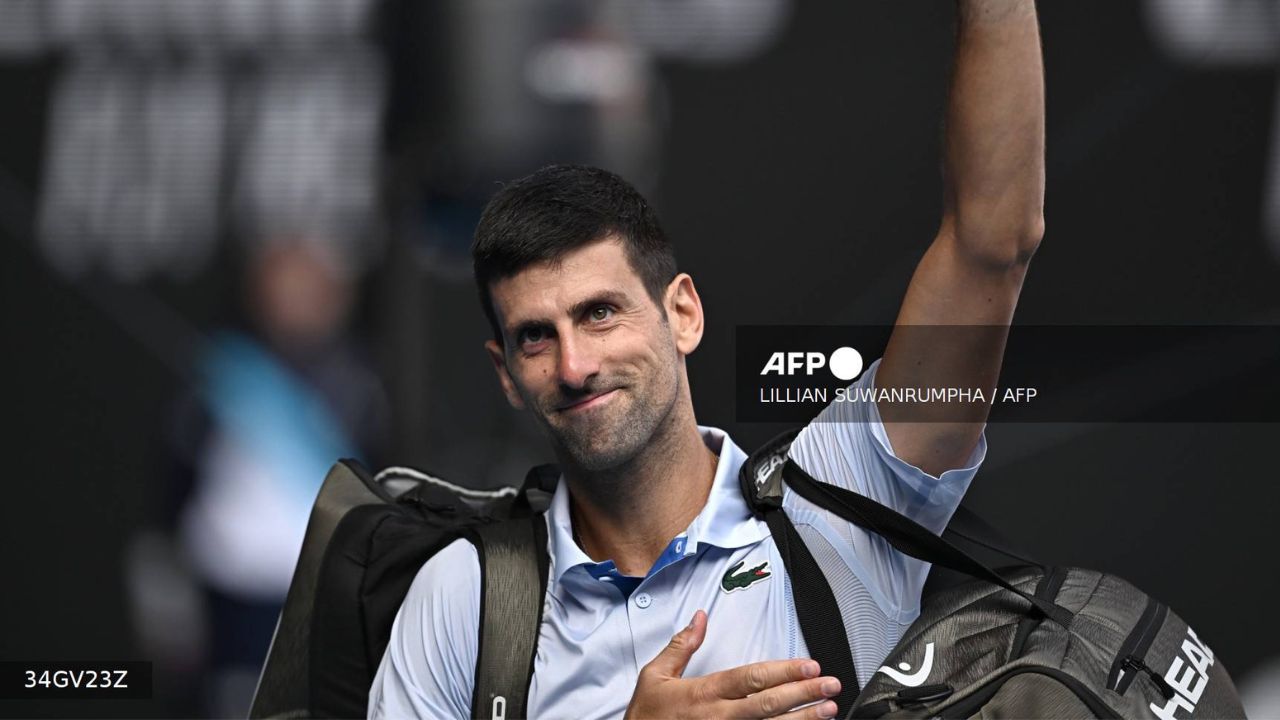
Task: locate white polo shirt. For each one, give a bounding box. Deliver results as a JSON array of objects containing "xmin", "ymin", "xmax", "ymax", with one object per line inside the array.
[{"xmin": 369, "ymin": 359, "xmax": 985, "ymax": 719}]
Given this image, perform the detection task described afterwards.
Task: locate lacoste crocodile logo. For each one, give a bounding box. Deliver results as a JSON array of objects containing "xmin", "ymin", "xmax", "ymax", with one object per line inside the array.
[
  {"xmin": 875, "ymin": 642, "xmax": 935, "ymax": 687},
  {"xmin": 721, "ymin": 560, "xmax": 771, "ymax": 593}
]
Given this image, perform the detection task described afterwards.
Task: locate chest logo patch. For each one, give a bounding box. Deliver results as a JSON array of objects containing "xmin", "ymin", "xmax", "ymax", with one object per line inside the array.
[{"xmin": 721, "ymin": 560, "xmax": 771, "ymax": 593}]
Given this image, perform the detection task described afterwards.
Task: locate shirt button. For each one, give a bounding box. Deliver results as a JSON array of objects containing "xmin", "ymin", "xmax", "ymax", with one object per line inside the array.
[{"xmin": 634, "ymin": 592, "xmax": 652, "ymax": 609}]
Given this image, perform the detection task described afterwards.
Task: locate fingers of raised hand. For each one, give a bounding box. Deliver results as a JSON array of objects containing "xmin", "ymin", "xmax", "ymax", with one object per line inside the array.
[
  {"xmin": 769, "ymin": 698, "xmax": 840, "ymax": 720},
  {"xmin": 698, "ymin": 660, "xmax": 842, "ymax": 719},
  {"xmin": 739, "ymin": 675, "xmax": 841, "ymax": 719},
  {"xmin": 710, "ymin": 659, "xmax": 818, "ymax": 698}
]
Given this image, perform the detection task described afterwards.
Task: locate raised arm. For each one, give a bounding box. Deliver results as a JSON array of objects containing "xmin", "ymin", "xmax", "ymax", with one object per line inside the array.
[{"xmin": 876, "ymin": 0, "xmax": 1045, "ymax": 476}]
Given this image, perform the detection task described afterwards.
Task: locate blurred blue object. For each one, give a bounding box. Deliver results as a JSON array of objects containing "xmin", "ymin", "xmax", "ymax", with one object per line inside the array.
[{"xmin": 201, "ymin": 331, "xmax": 358, "ymax": 506}]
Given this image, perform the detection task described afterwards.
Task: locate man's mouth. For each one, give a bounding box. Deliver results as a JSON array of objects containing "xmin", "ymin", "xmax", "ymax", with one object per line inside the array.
[{"xmin": 557, "ymin": 388, "xmax": 619, "ymax": 413}]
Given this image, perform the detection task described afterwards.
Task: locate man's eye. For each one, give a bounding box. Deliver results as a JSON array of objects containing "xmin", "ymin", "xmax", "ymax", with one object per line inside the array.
[
  {"xmin": 589, "ymin": 306, "xmax": 613, "ymax": 322},
  {"xmin": 519, "ymin": 327, "xmax": 546, "ymax": 345}
]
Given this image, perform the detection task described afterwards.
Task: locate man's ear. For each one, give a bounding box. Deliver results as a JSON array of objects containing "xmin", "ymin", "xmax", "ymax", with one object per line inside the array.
[
  {"xmin": 664, "ymin": 273, "xmax": 704, "ymax": 355},
  {"xmin": 484, "ymin": 339, "xmax": 527, "ymax": 410}
]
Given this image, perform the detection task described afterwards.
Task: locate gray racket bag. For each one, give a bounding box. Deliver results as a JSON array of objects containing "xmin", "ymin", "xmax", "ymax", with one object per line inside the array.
[
  {"xmin": 743, "ymin": 430, "xmax": 1247, "ymax": 719},
  {"xmin": 849, "ymin": 567, "xmax": 1243, "ymax": 718}
]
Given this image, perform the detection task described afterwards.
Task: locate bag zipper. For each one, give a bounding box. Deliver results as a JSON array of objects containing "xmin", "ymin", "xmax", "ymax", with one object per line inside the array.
[
  {"xmin": 1106, "ymin": 597, "xmax": 1168, "ymax": 695},
  {"xmin": 1116, "ymin": 655, "xmax": 1176, "ymax": 700}
]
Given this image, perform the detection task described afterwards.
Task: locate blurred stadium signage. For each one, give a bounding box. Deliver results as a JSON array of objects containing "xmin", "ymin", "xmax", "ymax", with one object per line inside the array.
[{"xmin": 0, "ymin": 0, "xmax": 384, "ymax": 280}]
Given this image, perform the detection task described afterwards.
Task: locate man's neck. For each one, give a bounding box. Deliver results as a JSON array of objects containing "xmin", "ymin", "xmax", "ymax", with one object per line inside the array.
[{"xmin": 562, "ymin": 420, "xmax": 719, "ymax": 577}]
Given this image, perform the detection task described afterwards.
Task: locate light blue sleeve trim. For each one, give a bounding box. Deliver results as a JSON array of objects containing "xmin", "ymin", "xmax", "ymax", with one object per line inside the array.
[
  {"xmin": 861, "ymin": 374, "xmax": 987, "ymax": 533},
  {"xmin": 368, "ymin": 538, "xmax": 479, "ymax": 719},
  {"xmin": 786, "ymin": 357, "xmax": 987, "ymax": 620},
  {"xmin": 789, "ymin": 357, "xmax": 986, "ymax": 528}
]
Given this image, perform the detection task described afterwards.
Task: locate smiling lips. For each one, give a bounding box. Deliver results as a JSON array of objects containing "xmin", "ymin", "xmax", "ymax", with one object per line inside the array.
[{"xmin": 558, "ymin": 388, "xmax": 618, "ymax": 412}]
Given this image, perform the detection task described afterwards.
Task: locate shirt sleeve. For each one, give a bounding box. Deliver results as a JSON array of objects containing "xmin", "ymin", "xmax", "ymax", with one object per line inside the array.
[
  {"xmin": 785, "ymin": 357, "xmax": 986, "ymax": 618},
  {"xmin": 368, "ymin": 538, "xmax": 480, "ymax": 720}
]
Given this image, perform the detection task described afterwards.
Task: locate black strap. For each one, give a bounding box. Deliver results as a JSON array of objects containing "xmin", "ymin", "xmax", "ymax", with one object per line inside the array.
[
  {"xmin": 781, "ymin": 460, "xmax": 1073, "ymax": 629},
  {"xmin": 1010, "ymin": 566, "xmax": 1067, "ymax": 660},
  {"xmin": 469, "ymin": 516, "xmax": 550, "ymax": 720},
  {"xmin": 736, "ymin": 428, "xmax": 863, "ymax": 712},
  {"xmin": 945, "ymin": 504, "xmax": 1040, "ymax": 569},
  {"xmin": 763, "ymin": 508, "xmax": 860, "ymax": 719},
  {"xmin": 510, "ymin": 464, "xmax": 559, "ymax": 516}
]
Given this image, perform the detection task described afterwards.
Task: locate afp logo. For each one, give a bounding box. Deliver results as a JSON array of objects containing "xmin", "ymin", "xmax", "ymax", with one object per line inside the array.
[{"xmin": 760, "ymin": 347, "xmax": 864, "ymax": 381}]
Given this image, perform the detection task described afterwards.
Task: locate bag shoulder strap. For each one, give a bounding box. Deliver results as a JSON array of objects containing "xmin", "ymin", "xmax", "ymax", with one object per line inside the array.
[
  {"xmin": 739, "ymin": 430, "xmax": 861, "ymax": 718},
  {"xmin": 779, "ymin": 459, "xmax": 1072, "ymax": 627},
  {"xmin": 740, "ymin": 429, "xmax": 1069, "ymax": 622},
  {"xmin": 737, "ymin": 428, "xmax": 1070, "ymax": 717},
  {"xmin": 466, "ymin": 512, "xmax": 550, "ymax": 720}
]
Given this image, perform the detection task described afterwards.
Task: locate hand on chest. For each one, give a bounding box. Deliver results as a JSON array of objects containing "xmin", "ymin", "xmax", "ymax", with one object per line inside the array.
[{"xmin": 537, "ymin": 540, "xmax": 794, "ymax": 686}]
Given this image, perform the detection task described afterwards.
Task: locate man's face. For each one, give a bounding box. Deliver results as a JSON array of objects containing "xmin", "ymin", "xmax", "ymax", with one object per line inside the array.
[{"xmin": 485, "ymin": 238, "xmax": 696, "ymax": 471}]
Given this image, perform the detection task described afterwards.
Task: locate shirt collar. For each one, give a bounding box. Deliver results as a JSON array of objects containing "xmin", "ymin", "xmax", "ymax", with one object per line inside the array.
[{"xmin": 546, "ymin": 425, "xmax": 770, "ymax": 585}]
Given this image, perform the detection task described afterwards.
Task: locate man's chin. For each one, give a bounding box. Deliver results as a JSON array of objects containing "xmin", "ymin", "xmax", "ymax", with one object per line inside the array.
[{"xmin": 552, "ymin": 427, "xmax": 640, "ymax": 472}]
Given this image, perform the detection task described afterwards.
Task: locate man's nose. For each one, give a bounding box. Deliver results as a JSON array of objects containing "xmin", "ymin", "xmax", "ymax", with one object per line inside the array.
[{"xmin": 556, "ymin": 331, "xmax": 600, "ymax": 389}]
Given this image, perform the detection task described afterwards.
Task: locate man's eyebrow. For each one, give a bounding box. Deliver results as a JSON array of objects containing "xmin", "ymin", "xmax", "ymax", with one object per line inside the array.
[
  {"xmin": 567, "ymin": 290, "xmax": 632, "ymax": 319},
  {"xmin": 504, "ymin": 290, "xmax": 635, "ymax": 338}
]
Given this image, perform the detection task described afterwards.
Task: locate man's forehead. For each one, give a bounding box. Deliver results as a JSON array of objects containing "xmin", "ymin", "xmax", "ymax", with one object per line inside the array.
[{"xmin": 490, "ymin": 239, "xmax": 646, "ymax": 324}]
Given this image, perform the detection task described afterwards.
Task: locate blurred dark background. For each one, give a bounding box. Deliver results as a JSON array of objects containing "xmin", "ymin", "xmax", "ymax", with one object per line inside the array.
[{"xmin": 2, "ymin": 0, "xmax": 1278, "ymax": 717}]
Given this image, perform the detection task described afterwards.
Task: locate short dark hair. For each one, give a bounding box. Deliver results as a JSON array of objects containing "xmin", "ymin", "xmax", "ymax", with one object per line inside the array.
[{"xmin": 472, "ymin": 164, "xmax": 678, "ymax": 344}]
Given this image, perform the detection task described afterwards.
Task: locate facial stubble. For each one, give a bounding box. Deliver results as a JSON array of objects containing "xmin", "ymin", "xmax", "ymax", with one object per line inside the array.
[{"xmin": 532, "ymin": 330, "xmax": 681, "ymax": 474}]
